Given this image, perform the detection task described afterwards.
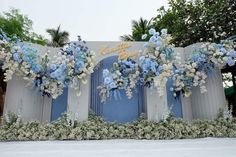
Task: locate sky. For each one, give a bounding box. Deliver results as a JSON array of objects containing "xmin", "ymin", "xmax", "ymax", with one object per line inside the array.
[{"xmin": 0, "ymin": 0, "xmax": 168, "ymax": 41}]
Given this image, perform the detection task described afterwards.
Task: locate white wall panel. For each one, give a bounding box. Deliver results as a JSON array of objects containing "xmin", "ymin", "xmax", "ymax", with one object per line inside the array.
[
  {"xmin": 67, "ymin": 76, "xmax": 90, "ymax": 122},
  {"xmin": 4, "ymin": 76, "xmax": 51, "ymax": 122},
  {"xmin": 185, "ymin": 43, "xmax": 227, "ymax": 120},
  {"xmin": 146, "ymin": 88, "xmax": 168, "ymax": 121}
]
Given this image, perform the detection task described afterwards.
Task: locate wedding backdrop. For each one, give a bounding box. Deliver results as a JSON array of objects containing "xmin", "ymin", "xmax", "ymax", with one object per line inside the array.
[{"xmin": 0, "ymin": 28, "xmax": 234, "ymax": 124}]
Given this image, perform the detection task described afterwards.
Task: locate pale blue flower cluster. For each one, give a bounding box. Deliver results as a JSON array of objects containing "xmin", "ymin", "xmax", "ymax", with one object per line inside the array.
[
  {"xmin": 0, "ymin": 31, "xmax": 94, "ymax": 99},
  {"xmin": 171, "ymin": 41, "xmax": 236, "ymax": 97},
  {"xmin": 102, "ymin": 58, "xmax": 138, "ymax": 90},
  {"xmin": 139, "ymin": 56, "xmax": 161, "ymax": 85},
  {"xmin": 49, "ymin": 64, "xmax": 67, "ymax": 82},
  {"xmin": 62, "ymin": 41, "xmax": 89, "ymax": 74},
  {"xmin": 11, "ymin": 43, "xmax": 42, "ymax": 74},
  {"xmin": 190, "ymin": 53, "xmax": 214, "ymax": 74}
]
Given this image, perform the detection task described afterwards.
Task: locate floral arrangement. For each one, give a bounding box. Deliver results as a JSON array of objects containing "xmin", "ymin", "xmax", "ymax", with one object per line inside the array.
[
  {"xmin": 100, "ymin": 28, "xmax": 236, "ymax": 100},
  {"xmin": 0, "ymin": 30, "xmax": 95, "ymax": 98},
  {"xmin": 99, "ymin": 58, "xmax": 140, "ymax": 102},
  {"xmin": 138, "ymin": 29, "xmax": 176, "ymax": 96},
  {"xmin": 171, "ymin": 40, "xmax": 236, "ymax": 97},
  {"xmin": 0, "ymin": 111, "xmax": 235, "ymax": 141},
  {"xmin": 47, "ymin": 40, "xmax": 95, "ymax": 97}
]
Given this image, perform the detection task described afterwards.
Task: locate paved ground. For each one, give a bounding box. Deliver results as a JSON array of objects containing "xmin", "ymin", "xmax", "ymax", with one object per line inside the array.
[{"xmin": 0, "ymin": 138, "xmax": 236, "ymax": 157}]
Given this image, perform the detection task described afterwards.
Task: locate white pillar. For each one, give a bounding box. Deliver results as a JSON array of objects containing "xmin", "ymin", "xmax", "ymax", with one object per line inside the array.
[
  {"xmin": 4, "ymin": 76, "xmax": 52, "ymax": 122},
  {"xmin": 181, "ymin": 95, "xmax": 193, "ymax": 121},
  {"xmin": 67, "ymin": 76, "xmax": 90, "ymax": 121},
  {"xmin": 183, "ymin": 43, "xmax": 227, "ymax": 120},
  {"xmin": 191, "ymin": 69, "xmax": 226, "ymax": 120},
  {"xmin": 146, "ymin": 88, "xmax": 168, "ymax": 121}
]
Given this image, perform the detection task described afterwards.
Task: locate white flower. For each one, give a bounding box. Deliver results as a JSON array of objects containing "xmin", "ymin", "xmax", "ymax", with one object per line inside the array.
[{"xmin": 142, "ymin": 34, "xmax": 147, "ymax": 40}]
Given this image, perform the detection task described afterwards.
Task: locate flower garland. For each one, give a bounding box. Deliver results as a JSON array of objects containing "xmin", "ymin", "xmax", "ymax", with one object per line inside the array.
[
  {"xmin": 0, "ymin": 30, "xmax": 95, "ymax": 99},
  {"xmin": 100, "ymin": 28, "xmax": 236, "ymax": 100},
  {"xmin": 99, "ymin": 29, "xmax": 175, "ymax": 101},
  {"xmin": 99, "ymin": 58, "xmax": 140, "ymax": 102},
  {"xmin": 171, "ymin": 40, "xmax": 236, "ymax": 97}
]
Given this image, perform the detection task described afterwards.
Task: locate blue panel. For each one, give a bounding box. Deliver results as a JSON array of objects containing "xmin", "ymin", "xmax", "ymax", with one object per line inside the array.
[
  {"xmin": 102, "ymin": 90, "xmax": 139, "ymax": 123},
  {"xmin": 166, "ymin": 79, "xmax": 183, "ymax": 118},
  {"xmin": 51, "ymin": 88, "xmax": 68, "ymax": 121},
  {"xmin": 90, "ymin": 56, "xmax": 145, "ymax": 123}
]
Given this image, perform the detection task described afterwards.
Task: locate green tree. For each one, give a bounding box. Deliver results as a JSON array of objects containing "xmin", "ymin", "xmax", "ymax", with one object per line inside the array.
[
  {"xmin": 120, "ymin": 17, "xmax": 152, "ymax": 41},
  {"xmin": 46, "ymin": 25, "xmax": 69, "ymax": 47},
  {"xmin": 122, "ymin": 0, "xmax": 236, "ymax": 46},
  {"xmin": 152, "ymin": 0, "xmax": 236, "ymax": 46},
  {"xmin": 0, "ymin": 8, "xmax": 47, "ymax": 45}
]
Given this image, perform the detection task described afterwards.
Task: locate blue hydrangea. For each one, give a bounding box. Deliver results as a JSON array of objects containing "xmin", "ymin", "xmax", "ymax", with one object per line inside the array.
[
  {"xmin": 50, "ymin": 64, "xmax": 57, "ymax": 71},
  {"xmin": 149, "ymin": 28, "xmax": 156, "ymax": 35},
  {"xmin": 13, "ymin": 53, "xmax": 21, "ymax": 62},
  {"xmin": 103, "ymin": 69, "xmax": 110, "ymax": 78},
  {"xmin": 31, "ymin": 64, "xmax": 42, "ymax": 73},
  {"xmin": 161, "ymin": 29, "xmax": 168, "ymax": 35},
  {"xmin": 226, "ymin": 57, "xmax": 235, "ymax": 66},
  {"xmin": 228, "ymin": 50, "xmax": 236, "ymax": 58},
  {"xmin": 104, "ymin": 77, "xmax": 112, "ymax": 85}
]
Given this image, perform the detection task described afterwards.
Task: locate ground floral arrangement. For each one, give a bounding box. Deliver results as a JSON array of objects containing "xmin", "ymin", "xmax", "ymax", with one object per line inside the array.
[
  {"xmin": 100, "ymin": 28, "xmax": 236, "ymax": 100},
  {"xmin": 0, "ymin": 31, "xmax": 95, "ymax": 98},
  {"xmin": 0, "ymin": 112, "xmax": 236, "ymax": 141}
]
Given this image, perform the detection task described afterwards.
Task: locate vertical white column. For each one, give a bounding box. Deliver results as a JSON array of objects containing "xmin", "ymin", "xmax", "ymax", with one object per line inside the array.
[
  {"xmin": 191, "ymin": 69, "xmax": 226, "ymax": 120},
  {"xmin": 41, "ymin": 96, "xmax": 52, "ymax": 123},
  {"xmin": 181, "ymin": 95, "xmax": 193, "ymax": 121},
  {"xmin": 146, "ymin": 88, "xmax": 168, "ymax": 121},
  {"xmin": 4, "ymin": 76, "xmax": 48, "ymax": 122},
  {"xmin": 67, "ymin": 76, "xmax": 90, "ymax": 121},
  {"xmin": 184, "ymin": 43, "xmax": 227, "ymax": 120}
]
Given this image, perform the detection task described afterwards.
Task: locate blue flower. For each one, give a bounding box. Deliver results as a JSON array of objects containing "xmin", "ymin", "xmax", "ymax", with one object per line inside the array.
[
  {"xmin": 76, "ymin": 60, "xmax": 85, "ymax": 68},
  {"xmin": 109, "ymin": 82, "xmax": 116, "ymax": 88},
  {"xmin": 149, "ymin": 28, "xmax": 156, "ymax": 35},
  {"xmin": 22, "ymin": 55, "xmax": 31, "ymax": 63},
  {"xmin": 154, "ymin": 32, "xmax": 160, "ymax": 37},
  {"xmin": 103, "ymin": 69, "xmax": 110, "ymax": 77},
  {"xmin": 35, "ymin": 79, "xmax": 41, "ymax": 87},
  {"xmin": 220, "ymin": 48, "xmax": 227, "ymax": 54},
  {"xmin": 139, "ymin": 56, "xmax": 145, "ymax": 63},
  {"xmin": 149, "ymin": 36, "xmax": 157, "ymax": 43},
  {"xmin": 161, "ymin": 29, "xmax": 168, "ymax": 35},
  {"xmin": 32, "ymin": 64, "xmax": 41, "ymax": 73},
  {"xmin": 143, "ymin": 70, "xmax": 148, "ymax": 75},
  {"xmin": 50, "ymin": 64, "xmax": 57, "ymax": 71},
  {"xmin": 104, "ymin": 77, "xmax": 112, "ymax": 85},
  {"xmin": 151, "ymin": 66, "xmax": 156, "ymax": 73},
  {"xmin": 227, "ymin": 58, "xmax": 235, "ymax": 66},
  {"xmin": 59, "ymin": 64, "xmax": 67, "ymax": 70},
  {"xmin": 50, "ymin": 72, "xmax": 57, "ymax": 78},
  {"xmin": 229, "ymin": 50, "xmax": 236, "ymax": 58},
  {"xmin": 156, "ymin": 41, "xmax": 162, "ymax": 47},
  {"xmin": 13, "ymin": 53, "xmax": 21, "ymax": 62},
  {"xmin": 57, "ymin": 75, "xmax": 65, "ymax": 82},
  {"xmin": 140, "ymin": 78, "xmax": 144, "ymax": 82}
]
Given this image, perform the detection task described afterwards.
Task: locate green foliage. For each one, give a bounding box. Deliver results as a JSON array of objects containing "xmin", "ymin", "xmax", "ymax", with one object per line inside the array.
[
  {"xmin": 120, "ymin": 17, "xmax": 151, "ymax": 41},
  {"xmin": 0, "ymin": 112, "xmax": 236, "ymax": 141},
  {"xmin": 153, "ymin": 0, "xmax": 236, "ymax": 46},
  {"xmin": 0, "ymin": 8, "xmax": 47, "ymax": 45},
  {"xmin": 122, "ymin": 0, "xmax": 236, "ymax": 47},
  {"xmin": 46, "ymin": 25, "xmax": 69, "ymax": 47}
]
